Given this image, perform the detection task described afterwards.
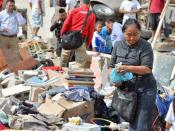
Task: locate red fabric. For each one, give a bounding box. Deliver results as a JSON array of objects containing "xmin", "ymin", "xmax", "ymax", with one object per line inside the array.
[
  {"xmin": 0, "ymin": 124, "xmax": 7, "ymax": 130},
  {"xmin": 149, "ymin": 0, "xmax": 164, "ymax": 13},
  {"xmin": 0, "ymin": 0, "xmax": 3, "ymax": 8},
  {"xmin": 42, "ymin": 66, "xmax": 64, "ymax": 72},
  {"xmin": 61, "ymin": 5, "xmax": 96, "ymax": 47}
]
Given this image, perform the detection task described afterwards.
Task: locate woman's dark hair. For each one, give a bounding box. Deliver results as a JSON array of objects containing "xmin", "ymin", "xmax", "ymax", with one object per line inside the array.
[{"xmin": 122, "ymin": 19, "xmax": 141, "ymax": 32}]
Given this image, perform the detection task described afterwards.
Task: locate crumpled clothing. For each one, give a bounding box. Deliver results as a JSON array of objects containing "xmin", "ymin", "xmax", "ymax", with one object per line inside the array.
[
  {"xmin": 63, "ymin": 86, "xmax": 93, "ymax": 102},
  {"xmin": 110, "ymin": 68, "xmax": 133, "ymax": 83},
  {"xmin": 8, "ymin": 114, "xmax": 64, "ymax": 131},
  {"xmin": 13, "ymin": 101, "xmax": 38, "ymax": 115},
  {"xmin": 39, "ymin": 86, "xmax": 66, "ymax": 100}
]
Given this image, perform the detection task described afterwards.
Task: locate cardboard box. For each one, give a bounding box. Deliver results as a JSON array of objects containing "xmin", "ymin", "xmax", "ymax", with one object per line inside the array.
[
  {"xmin": 56, "ymin": 97, "xmax": 94, "ymax": 122},
  {"xmin": 37, "ymin": 98, "xmax": 66, "ymax": 117}
]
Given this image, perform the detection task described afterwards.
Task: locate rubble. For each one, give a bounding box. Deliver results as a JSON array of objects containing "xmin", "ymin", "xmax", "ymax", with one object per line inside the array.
[
  {"xmin": 1, "ymin": 1, "xmax": 175, "ymax": 130},
  {"xmin": 0, "ymin": 60, "xmax": 100, "ymax": 130}
]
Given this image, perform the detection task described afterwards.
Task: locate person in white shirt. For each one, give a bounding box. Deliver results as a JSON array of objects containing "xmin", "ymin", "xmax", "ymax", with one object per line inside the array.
[
  {"xmin": 65, "ymin": 0, "xmax": 77, "ymax": 13},
  {"xmin": 119, "ymin": 0, "xmax": 141, "ymax": 25},
  {"xmin": 165, "ymin": 100, "xmax": 175, "ymax": 131},
  {"xmin": 29, "ymin": 0, "xmax": 45, "ymax": 38},
  {"xmin": 105, "ymin": 19, "xmax": 124, "ymax": 47},
  {"xmin": 0, "ymin": 0, "xmax": 26, "ymax": 50}
]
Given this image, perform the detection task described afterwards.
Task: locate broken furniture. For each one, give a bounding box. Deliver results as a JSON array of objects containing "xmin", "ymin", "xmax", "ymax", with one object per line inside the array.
[{"xmin": 19, "ymin": 39, "xmax": 48, "ymax": 60}]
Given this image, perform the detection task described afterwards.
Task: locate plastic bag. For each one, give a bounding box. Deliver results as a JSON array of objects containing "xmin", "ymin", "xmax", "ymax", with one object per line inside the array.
[{"xmin": 110, "ymin": 68, "xmax": 133, "ymax": 83}]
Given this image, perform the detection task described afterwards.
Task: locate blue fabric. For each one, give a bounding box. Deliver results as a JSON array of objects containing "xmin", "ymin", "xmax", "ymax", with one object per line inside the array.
[
  {"xmin": 69, "ymin": 86, "xmax": 94, "ymax": 92},
  {"xmin": 95, "ymin": 33, "xmax": 107, "ymax": 53},
  {"xmin": 0, "ymin": 110, "xmax": 8, "ymax": 124},
  {"xmin": 98, "ymin": 27, "xmax": 112, "ymax": 54},
  {"xmin": 63, "ymin": 86, "xmax": 94, "ymax": 102},
  {"xmin": 155, "ymin": 94, "xmax": 174, "ymax": 116},
  {"xmin": 110, "ymin": 68, "xmax": 133, "ymax": 83},
  {"xmin": 100, "ymin": 27, "xmax": 110, "ymax": 39}
]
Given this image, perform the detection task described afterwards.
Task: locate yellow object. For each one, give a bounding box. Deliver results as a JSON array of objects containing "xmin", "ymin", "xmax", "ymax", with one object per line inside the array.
[{"xmin": 68, "ymin": 117, "xmax": 82, "ymax": 125}]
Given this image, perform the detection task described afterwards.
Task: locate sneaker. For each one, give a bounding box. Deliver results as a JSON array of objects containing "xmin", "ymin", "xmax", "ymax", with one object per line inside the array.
[{"xmin": 32, "ymin": 36, "xmax": 41, "ymax": 41}]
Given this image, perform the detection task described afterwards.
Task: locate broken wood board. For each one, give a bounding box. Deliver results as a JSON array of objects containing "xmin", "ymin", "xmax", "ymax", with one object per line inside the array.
[{"xmin": 2, "ymin": 84, "xmax": 31, "ymax": 97}]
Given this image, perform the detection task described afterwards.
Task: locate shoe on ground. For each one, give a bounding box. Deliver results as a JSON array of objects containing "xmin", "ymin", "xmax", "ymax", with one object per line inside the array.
[{"xmin": 32, "ymin": 36, "xmax": 41, "ymax": 41}]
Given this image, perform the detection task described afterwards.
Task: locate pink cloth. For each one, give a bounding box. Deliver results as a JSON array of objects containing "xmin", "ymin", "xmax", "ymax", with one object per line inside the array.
[{"xmin": 149, "ymin": 0, "xmax": 164, "ymax": 13}]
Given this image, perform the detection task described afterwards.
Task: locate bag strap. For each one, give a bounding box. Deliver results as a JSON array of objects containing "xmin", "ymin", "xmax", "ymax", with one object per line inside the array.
[{"xmin": 80, "ymin": 10, "xmax": 92, "ymax": 33}]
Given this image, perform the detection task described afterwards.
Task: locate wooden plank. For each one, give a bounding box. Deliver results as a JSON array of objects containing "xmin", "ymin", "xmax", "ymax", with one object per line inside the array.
[{"xmin": 2, "ymin": 84, "xmax": 31, "ymax": 97}]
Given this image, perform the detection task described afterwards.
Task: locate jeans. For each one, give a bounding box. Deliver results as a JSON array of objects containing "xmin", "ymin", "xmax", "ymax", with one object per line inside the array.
[{"xmin": 129, "ymin": 75, "xmax": 157, "ymax": 131}]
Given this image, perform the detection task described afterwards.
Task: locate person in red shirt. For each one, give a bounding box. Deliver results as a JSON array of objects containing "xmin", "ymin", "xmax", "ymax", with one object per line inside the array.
[
  {"xmin": 60, "ymin": 0, "xmax": 96, "ymax": 68},
  {"xmin": 148, "ymin": 0, "xmax": 164, "ymax": 43},
  {"xmin": 0, "ymin": 0, "xmax": 3, "ymax": 10}
]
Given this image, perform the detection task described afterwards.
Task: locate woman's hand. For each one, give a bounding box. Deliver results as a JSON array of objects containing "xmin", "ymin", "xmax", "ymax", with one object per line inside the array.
[
  {"xmin": 116, "ymin": 65, "xmax": 128, "ymax": 74},
  {"xmin": 116, "ymin": 65, "xmax": 152, "ymax": 75}
]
